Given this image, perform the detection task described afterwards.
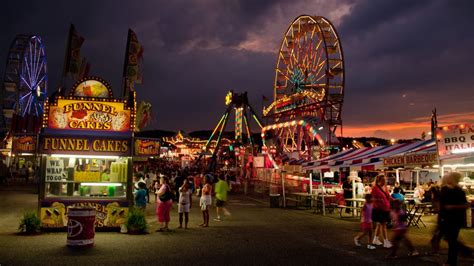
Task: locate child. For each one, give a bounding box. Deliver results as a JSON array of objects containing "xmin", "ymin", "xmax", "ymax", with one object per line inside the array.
[
  {"xmin": 199, "ymin": 175, "xmax": 212, "ymax": 227},
  {"xmin": 134, "ymin": 182, "xmax": 147, "ymax": 211},
  {"xmin": 354, "ymin": 194, "xmax": 376, "ymax": 250},
  {"xmin": 386, "ymin": 199, "xmax": 419, "ymax": 259},
  {"xmin": 178, "ymin": 181, "xmax": 192, "ymax": 229}
]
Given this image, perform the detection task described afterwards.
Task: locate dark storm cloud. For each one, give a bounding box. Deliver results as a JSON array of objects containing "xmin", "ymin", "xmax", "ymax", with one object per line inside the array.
[
  {"xmin": 339, "ymin": 0, "xmax": 474, "ymax": 126},
  {"xmin": 0, "ymin": 0, "xmax": 473, "ymax": 137}
]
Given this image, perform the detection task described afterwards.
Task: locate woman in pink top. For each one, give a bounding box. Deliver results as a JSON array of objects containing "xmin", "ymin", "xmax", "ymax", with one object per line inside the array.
[
  {"xmin": 371, "ymin": 174, "xmax": 392, "ymax": 248},
  {"xmin": 155, "ymin": 176, "xmax": 173, "ymax": 232}
]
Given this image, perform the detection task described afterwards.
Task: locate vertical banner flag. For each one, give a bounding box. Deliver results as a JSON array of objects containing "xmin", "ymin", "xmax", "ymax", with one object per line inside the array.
[
  {"xmin": 135, "ymin": 101, "xmax": 152, "ymax": 131},
  {"xmin": 123, "ymin": 29, "xmax": 144, "ymax": 97},
  {"xmin": 63, "ymin": 24, "xmax": 85, "ymax": 77}
]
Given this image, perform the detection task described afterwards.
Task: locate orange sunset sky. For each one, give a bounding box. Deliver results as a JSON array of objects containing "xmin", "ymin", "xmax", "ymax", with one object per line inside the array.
[{"xmin": 343, "ymin": 111, "xmax": 474, "ymax": 140}]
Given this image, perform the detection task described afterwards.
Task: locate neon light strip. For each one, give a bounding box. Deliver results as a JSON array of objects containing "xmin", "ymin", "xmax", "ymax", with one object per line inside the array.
[
  {"xmin": 204, "ymin": 112, "xmax": 227, "ymax": 148},
  {"xmin": 252, "ymin": 114, "xmax": 263, "ymax": 128},
  {"xmin": 81, "ymin": 183, "xmax": 123, "ymax": 187},
  {"xmin": 262, "ymin": 119, "xmax": 325, "ymax": 147}
]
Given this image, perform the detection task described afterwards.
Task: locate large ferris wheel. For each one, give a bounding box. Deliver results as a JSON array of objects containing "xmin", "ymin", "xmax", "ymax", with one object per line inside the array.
[
  {"xmin": 1, "ymin": 35, "xmax": 48, "ymax": 134},
  {"xmin": 262, "ymin": 15, "xmax": 344, "ymax": 161}
]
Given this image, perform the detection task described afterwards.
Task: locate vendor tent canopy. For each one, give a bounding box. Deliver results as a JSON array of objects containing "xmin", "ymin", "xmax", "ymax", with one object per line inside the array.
[
  {"xmin": 304, "ymin": 140, "xmax": 435, "ymax": 171},
  {"xmin": 302, "ymin": 148, "xmax": 356, "ymax": 169}
]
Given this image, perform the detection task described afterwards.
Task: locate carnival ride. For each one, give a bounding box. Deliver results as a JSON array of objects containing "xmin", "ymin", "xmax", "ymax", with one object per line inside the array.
[
  {"xmin": 198, "ymin": 91, "xmax": 264, "ymax": 171},
  {"xmin": 262, "ymin": 15, "xmax": 344, "ymax": 162},
  {"xmin": 1, "ymin": 35, "xmax": 48, "ymax": 135}
]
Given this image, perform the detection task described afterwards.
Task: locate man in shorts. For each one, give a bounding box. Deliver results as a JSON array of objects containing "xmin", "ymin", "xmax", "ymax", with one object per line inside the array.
[{"xmin": 214, "ymin": 174, "xmax": 231, "ymax": 221}]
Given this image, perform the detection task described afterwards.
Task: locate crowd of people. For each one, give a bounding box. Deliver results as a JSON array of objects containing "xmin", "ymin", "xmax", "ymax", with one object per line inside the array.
[
  {"xmin": 132, "ymin": 160, "xmax": 235, "ymax": 232},
  {"xmin": 0, "ymin": 160, "xmax": 37, "ymax": 184},
  {"xmin": 353, "ymin": 172, "xmax": 471, "ymax": 265}
]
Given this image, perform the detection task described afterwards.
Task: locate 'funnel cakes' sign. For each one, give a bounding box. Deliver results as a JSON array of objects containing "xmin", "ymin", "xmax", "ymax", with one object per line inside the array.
[
  {"xmin": 44, "ymin": 77, "xmax": 133, "ymax": 132},
  {"xmin": 48, "ymin": 99, "xmax": 130, "ymax": 132}
]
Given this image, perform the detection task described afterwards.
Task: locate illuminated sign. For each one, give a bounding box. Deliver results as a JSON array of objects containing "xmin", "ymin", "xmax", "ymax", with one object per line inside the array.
[
  {"xmin": 48, "ymin": 99, "xmax": 131, "ymax": 132},
  {"xmin": 12, "ymin": 135, "xmax": 36, "ymax": 153},
  {"xmin": 383, "ymin": 152, "xmax": 438, "ymax": 167},
  {"xmin": 39, "ymin": 136, "xmax": 131, "ymax": 156},
  {"xmin": 134, "ymin": 138, "xmax": 160, "ymax": 156},
  {"xmin": 72, "ymin": 78, "xmax": 112, "ymax": 98},
  {"xmin": 225, "ymin": 91, "xmax": 233, "ymax": 105},
  {"xmin": 436, "ymin": 124, "xmax": 474, "ymax": 158}
]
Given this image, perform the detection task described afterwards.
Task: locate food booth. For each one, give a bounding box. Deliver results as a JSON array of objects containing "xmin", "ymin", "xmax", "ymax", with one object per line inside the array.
[
  {"xmin": 436, "ymin": 124, "xmax": 474, "ymax": 227},
  {"xmin": 38, "ymin": 77, "xmax": 134, "ymax": 229},
  {"xmin": 133, "ymin": 138, "xmax": 161, "ymax": 171},
  {"xmin": 10, "ymin": 134, "xmax": 39, "ymax": 181}
]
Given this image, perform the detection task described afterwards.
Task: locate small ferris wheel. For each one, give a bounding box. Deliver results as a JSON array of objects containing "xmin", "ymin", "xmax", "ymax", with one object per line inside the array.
[
  {"xmin": 262, "ymin": 15, "xmax": 344, "ymax": 161},
  {"xmin": 1, "ymin": 35, "xmax": 48, "ymax": 133}
]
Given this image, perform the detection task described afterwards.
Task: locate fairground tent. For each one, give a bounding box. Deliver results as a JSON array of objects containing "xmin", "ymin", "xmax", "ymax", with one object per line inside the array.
[{"xmin": 302, "ymin": 139, "xmax": 436, "ymax": 171}]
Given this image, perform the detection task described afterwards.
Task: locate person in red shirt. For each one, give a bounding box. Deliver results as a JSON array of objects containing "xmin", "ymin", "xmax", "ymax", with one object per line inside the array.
[{"xmin": 371, "ymin": 174, "xmax": 392, "ymax": 248}]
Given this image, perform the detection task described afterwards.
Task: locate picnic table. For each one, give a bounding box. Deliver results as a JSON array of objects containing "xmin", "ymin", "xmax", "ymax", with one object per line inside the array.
[
  {"xmin": 316, "ymin": 194, "xmax": 337, "ymax": 216},
  {"xmin": 337, "ymin": 198, "xmax": 365, "ymax": 218}
]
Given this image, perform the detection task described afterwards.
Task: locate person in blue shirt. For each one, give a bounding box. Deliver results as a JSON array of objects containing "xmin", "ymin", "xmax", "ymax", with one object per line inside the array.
[
  {"xmin": 391, "ymin": 187, "xmax": 405, "ymax": 202},
  {"xmin": 135, "ymin": 182, "xmax": 147, "ymax": 211}
]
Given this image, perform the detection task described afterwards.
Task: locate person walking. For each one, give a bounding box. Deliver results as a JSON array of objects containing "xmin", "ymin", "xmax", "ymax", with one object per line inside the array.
[
  {"xmin": 371, "ymin": 174, "xmax": 392, "ymax": 248},
  {"xmin": 178, "ymin": 181, "xmax": 192, "ymax": 229},
  {"xmin": 437, "ymin": 172, "xmax": 471, "ymax": 265},
  {"xmin": 214, "ymin": 174, "xmax": 231, "ymax": 222},
  {"xmin": 386, "ymin": 199, "xmax": 419, "ymax": 259},
  {"xmin": 354, "ymin": 194, "xmax": 376, "ymax": 250},
  {"xmin": 199, "ymin": 175, "xmax": 212, "ymax": 227},
  {"xmin": 155, "ymin": 176, "xmax": 173, "ymax": 232}
]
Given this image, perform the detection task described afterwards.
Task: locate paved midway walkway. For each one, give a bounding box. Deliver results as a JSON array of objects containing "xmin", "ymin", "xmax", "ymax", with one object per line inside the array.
[{"xmin": 0, "ymin": 188, "xmax": 473, "ymax": 265}]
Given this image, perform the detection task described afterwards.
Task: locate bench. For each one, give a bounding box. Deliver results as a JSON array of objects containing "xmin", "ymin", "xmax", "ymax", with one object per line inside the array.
[{"xmin": 336, "ymin": 205, "xmax": 361, "ymax": 218}]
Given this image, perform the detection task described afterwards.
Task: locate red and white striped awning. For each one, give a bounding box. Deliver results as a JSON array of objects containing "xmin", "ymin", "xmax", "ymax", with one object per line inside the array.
[{"xmin": 304, "ymin": 140, "xmax": 436, "ymax": 171}]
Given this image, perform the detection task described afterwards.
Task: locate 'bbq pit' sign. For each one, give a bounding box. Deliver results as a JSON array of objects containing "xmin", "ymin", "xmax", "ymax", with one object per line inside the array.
[{"xmin": 436, "ymin": 124, "xmax": 474, "ymax": 158}]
